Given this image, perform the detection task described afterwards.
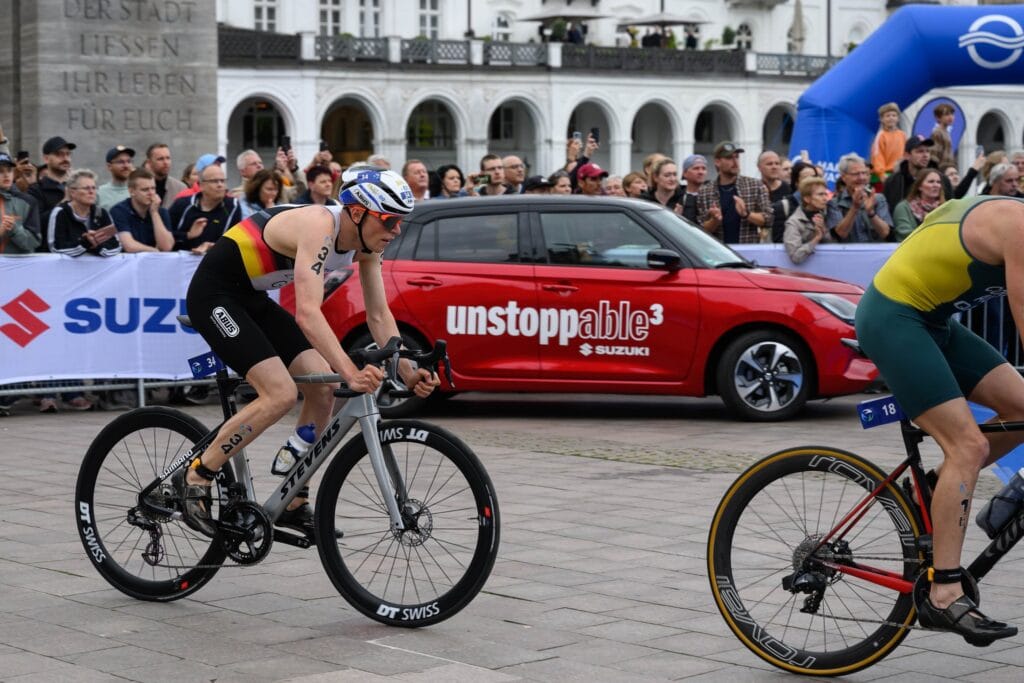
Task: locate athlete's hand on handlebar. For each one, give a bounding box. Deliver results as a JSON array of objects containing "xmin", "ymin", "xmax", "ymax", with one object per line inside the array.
[
  {"xmin": 346, "ymin": 364, "xmax": 384, "ymax": 394},
  {"xmin": 403, "ymin": 367, "xmax": 440, "ymax": 399}
]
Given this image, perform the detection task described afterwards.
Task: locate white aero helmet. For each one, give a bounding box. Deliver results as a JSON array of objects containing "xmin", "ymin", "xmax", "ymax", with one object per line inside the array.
[{"xmin": 338, "ymin": 165, "xmax": 415, "ymax": 215}]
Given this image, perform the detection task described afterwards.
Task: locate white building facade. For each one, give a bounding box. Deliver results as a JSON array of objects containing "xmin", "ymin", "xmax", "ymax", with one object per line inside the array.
[{"xmin": 213, "ymin": 0, "xmax": 1024, "ymax": 181}]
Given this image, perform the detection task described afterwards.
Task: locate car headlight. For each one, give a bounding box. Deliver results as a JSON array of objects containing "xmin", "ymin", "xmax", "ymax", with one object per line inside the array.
[{"xmin": 804, "ymin": 293, "xmax": 857, "ymax": 326}]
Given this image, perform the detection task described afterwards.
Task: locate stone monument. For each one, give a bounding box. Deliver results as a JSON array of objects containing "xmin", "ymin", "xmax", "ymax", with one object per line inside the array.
[{"xmin": 0, "ymin": 0, "xmax": 217, "ymax": 173}]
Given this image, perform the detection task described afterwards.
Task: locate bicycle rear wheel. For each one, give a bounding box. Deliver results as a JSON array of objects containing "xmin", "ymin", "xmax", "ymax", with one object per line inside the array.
[
  {"xmin": 707, "ymin": 446, "xmax": 923, "ymax": 676},
  {"xmin": 75, "ymin": 407, "xmax": 235, "ymax": 601},
  {"xmin": 315, "ymin": 420, "xmax": 499, "ymax": 627}
]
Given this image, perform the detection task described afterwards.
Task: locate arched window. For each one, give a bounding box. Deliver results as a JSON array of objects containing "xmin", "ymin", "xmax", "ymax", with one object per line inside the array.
[
  {"xmin": 736, "ymin": 23, "xmax": 753, "ymax": 51},
  {"xmin": 407, "ymin": 100, "xmax": 455, "ymax": 150},
  {"xmin": 241, "ymin": 101, "xmax": 285, "ymax": 150}
]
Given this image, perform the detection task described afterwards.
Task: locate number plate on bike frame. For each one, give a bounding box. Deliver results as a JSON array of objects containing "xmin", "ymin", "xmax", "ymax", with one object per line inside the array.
[
  {"xmin": 858, "ymin": 395, "xmax": 905, "ymax": 429},
  {"xmin": 187, "ymin": 351, "xmax": 225, "ymax": 379}
]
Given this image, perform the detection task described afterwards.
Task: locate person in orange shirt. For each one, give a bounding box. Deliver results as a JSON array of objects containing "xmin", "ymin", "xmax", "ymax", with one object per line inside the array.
[{"xmin": 870, "ymin": 102, "xmax": 907, "ymax": 184}]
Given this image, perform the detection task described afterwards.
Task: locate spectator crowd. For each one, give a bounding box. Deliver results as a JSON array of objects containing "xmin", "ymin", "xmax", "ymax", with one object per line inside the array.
[{"xmin": 2, "ymin": 100, "xmax": 1022, "ymax": 411}]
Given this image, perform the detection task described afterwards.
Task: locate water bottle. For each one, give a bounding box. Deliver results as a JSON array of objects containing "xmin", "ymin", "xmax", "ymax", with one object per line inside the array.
[
  {"xmin": 271, "ymin": 423, "xmax": 316, "ymax": 476},
  {"xmin": 976, "ymin": 467, "xmax": 1024, "ymax": 539}
]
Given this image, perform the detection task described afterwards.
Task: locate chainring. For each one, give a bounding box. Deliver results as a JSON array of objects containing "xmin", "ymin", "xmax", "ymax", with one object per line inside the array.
[{"xmin": 219, "ymin": 501, "xmax": 273, "ymax": 565}]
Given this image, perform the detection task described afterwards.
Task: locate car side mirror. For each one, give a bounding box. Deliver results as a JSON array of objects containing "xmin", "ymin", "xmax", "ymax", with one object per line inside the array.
[{"xmin": 647, "ymin": 248, "xmax": 682, "ymax": 271}]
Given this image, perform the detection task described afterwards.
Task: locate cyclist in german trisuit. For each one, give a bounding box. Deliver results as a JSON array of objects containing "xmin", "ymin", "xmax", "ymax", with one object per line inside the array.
[
  {"xmin": 177, "ymin": 165, "xmax": 439, "ymax": 537},
  {"xmin": 855, "ymin": 195, "xmax": 1024, "ymax": 644}
]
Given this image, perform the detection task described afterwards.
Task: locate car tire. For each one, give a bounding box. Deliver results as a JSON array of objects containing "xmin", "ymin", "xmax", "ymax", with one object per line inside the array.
[
  {"xmin": 345, "ymin": 330, "xmax": 434, "ymax": 418},
  {"xmin": 716, "ymin": 329, "xmax": 813, "ymax": 422}
]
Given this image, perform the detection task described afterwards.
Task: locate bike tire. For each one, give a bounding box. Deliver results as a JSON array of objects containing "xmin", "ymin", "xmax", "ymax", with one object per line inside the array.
[
  {"xmin": 707, "ymin": 446, "xmax": 923, "ymax": 676},
  {"xmin": 75, "ymin": 407, "xmax": 235, "ymax": 601},
  {"xmin": 315, "ymin": 420, "xmax": 499, "ymax": 627}
]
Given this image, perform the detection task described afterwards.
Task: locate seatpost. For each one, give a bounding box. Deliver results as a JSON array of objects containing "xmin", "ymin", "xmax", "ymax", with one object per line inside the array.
[{"xmin": 215, "ymin": 368, "xmax": 239, "ymax": 420}]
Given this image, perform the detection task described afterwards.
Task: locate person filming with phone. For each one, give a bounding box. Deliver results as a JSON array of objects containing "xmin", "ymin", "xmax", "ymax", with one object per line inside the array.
[
  {"xmin": 826, "ymin": 152, "xmax": 893, "ymax": 242},
  {"xmin": 469, "ymin": 154, "xmax": 515, "ymax": 196}
]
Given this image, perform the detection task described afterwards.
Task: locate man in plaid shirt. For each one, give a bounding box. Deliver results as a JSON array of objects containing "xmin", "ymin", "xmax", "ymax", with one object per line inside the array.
[{"xmin": 698, "ymin": 141, "xmax": 773, "ymax": 244}]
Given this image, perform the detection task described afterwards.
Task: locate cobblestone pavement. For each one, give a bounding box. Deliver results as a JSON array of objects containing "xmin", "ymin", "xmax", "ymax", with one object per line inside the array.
[{"xmin": 1, "ymin": 392, "xmax": 1022, "ymax": 681}]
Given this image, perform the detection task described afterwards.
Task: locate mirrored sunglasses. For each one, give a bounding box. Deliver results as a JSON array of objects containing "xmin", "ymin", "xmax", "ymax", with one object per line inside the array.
[{"xmin": 365, "ymin": 209, "xmax": 403, "ymax": 230}]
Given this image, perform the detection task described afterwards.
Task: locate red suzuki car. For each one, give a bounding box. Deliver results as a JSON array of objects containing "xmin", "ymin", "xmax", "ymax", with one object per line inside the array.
[{"xmin": 302, "ymin": 195, "xmax": 875, "ymax": 421}]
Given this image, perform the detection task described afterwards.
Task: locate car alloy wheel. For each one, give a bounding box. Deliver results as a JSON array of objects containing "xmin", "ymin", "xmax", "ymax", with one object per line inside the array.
[{"xmin": 717, "ymin": 330, "xmax": 812, "ymax": 421}]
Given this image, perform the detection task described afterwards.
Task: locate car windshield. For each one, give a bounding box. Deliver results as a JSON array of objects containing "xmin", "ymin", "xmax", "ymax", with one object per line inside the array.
[{"xmin": 644, "ymin": 207, "xmax": 752, "ymax": 268}]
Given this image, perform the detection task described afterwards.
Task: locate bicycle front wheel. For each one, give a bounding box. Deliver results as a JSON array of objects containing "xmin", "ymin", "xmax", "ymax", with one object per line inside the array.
[
  {"xmin": 315, "ymin": 420, "xmax": 499, "ymax": 627},
  {"xmin": 707, "ymin": 446, "xmax": 923, "ymax": 676},
  {"xmin": 75, "ymin": 407, "xmax": 235, "ymax": 601}
]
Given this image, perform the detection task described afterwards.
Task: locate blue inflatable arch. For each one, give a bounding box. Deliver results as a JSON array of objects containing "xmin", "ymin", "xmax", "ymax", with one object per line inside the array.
[{"xmin": 790, "ymin": 5, "xmax": 1024, "ymax": 178}]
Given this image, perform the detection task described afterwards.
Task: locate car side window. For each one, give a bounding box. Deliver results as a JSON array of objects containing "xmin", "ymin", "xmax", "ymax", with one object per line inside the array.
[
  {"xmin": 540, "ymin": 212, "xmax": 661, "ymax": 268},
  {"xmin": 415, "ymin": 214, "xmax": 519, "ymax": 263}
]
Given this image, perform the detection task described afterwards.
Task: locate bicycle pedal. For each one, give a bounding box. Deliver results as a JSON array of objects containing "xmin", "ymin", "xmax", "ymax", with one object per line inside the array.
[{"xmin": 273, "ymin": 528, "xmax": 314, "ymax": 549}]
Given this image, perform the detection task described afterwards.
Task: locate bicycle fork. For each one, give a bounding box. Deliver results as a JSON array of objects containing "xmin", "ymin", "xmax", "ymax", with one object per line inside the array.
[{"xmin": 357, "ymin": 413, "xmax": 408, "ymax": 533}]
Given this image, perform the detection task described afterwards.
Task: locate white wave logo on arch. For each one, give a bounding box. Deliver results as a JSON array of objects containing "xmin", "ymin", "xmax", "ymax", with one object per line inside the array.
[{"xmin": 959, "ymin": 14, "xmax": 1024, "ymax": 69}]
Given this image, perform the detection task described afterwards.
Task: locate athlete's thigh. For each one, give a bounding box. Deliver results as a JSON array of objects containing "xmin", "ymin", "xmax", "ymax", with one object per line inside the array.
[
  {"xmin": 187, "ymin": 289, "xmax": 279, "ymax": 377},
  {"xmin": 288, "ymin": 348, "xmax": 332, "ymax": 376},
  {"xmin": 946, "ymin": 319, "xmax": 1017, "ymax": 409},
  {"xmin": 251, "ymin": 296, "xmax": 313, "ymax": 369},
  {"xmin": 967, "ymin": 363, "xmax": 1024, "ymax": 419},
  {"xmin": 857, "ymin": 292, "xmax": 962, "ymax": 420}
]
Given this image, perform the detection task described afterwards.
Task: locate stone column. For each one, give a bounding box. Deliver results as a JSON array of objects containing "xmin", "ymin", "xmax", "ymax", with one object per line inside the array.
[
  {"xmin": 4, "ymin": 1, "xmax": 217, "ymax": 170},
  {"xmin": 610, "ymin": 138, "xmax": 631, "ymax": 177}
]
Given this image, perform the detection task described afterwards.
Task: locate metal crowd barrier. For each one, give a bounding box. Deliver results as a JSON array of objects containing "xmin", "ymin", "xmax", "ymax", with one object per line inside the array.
[{"xmin": 0, "ymin": 378, "xmax": 218, "ymax": 408}]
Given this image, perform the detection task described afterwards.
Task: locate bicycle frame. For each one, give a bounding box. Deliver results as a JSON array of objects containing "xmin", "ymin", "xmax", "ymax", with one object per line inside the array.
[
  {"xmin": 807, "ymin": 417, "xmax": 1024, "ymax": 595},
  {"xmin": 139, "ymin": 368, "xmax": 409, "ymax": 533}
]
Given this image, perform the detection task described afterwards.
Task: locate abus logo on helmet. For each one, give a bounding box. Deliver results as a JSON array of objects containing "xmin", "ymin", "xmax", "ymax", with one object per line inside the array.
[
  {"xmin": 211, "ymin": 307, "xmax": 239, "ymax": 338},
  {"xmin": 959, "ymin": 15, "xmax": 1024, "ymax": 69}
]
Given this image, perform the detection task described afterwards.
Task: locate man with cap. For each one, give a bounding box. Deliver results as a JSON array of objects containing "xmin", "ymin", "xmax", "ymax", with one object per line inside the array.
[
  {"xmin": 576, "ymin": 162, "xmax": 608, "ymax": 197},
  {"xmin": 522, "ymin": 175, "xmax": 553, "ymax": 195},
  {"xmin": 28, "ymin": 135, "xmax": 76, "ymax": 249},
  {"xmin": 883, "ymin": 134, "xmax": 953, "ymax": 211},
  {"xmin": 97, "ymin": 145, "xmax": 135, "ymax": 210},
  {"xmin": 698, "ymin": 141, "xmax": 773, "ymax": 244},
  {"xmin": 680, "ymin": 154, "xmax": 708, "ymax": 223},
  {"xmin": 173, "ymin": 153, "xmax": 225, "ymax": 202},
  {"xmin": 170, "ymin": 156, "xmax": 239, "ymax": 254},
  {"xmin": 170, "ymin": 153, "xmax": 226, "ymax": 224}
]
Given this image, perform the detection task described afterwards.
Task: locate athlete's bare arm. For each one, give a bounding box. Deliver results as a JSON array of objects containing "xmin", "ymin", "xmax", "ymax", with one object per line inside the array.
[
  {"xmin": 990, "ymin": 202, "xmax": 1024, "ymax": 335},
  {"xmin": 290, "ymin": 210, "xmax": 381, "ymax": 393},
  {"xmin": 356, "ymin": 250, "xmax": 439, "ymax": 397}
]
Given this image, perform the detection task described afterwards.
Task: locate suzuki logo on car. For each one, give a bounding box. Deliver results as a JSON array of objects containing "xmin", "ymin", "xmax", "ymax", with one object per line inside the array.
[{"xmin": 446, "ymin": 300, "xmax": 664, "ymax": 346}]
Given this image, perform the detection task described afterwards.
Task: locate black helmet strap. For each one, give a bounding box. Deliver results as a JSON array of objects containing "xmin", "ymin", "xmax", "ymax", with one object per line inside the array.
[{"xmin": 345, "ymin": 205, "xmax": 374, "ymax": 254}]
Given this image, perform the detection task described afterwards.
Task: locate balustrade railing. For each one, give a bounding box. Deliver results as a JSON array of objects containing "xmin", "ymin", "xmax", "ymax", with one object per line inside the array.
[
  {"xmin": 401, "ymin": 39, "xmax": 470, "ymax": 64},
  {"xmin": 314, "ymin": 35, "xmax": 388, "ymax": 62}
]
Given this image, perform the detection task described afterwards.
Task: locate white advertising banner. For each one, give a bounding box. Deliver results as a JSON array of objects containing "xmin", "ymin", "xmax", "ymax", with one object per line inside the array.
[
  {"xmin": 1, "ymin": 254, "xmax": 220, "ymax": 382},
  {"xmin": 731, "ymin": 243, "xmax": 898, "ymax": 288}
]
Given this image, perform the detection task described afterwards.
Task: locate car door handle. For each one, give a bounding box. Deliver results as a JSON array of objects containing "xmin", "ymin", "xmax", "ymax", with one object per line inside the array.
[
  {"xmin": 407, "ymin": 277, "xmax": 443, "ymax": 287},
  {"xmin": 541, "ymin": 283, "xmax": 579, "ymax": 293}
]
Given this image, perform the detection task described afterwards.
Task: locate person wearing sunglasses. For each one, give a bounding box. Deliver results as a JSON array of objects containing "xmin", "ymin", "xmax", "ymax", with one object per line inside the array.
[{"xmin": 177, "ymin": 165, "xmax": 439, "ymax": 538}]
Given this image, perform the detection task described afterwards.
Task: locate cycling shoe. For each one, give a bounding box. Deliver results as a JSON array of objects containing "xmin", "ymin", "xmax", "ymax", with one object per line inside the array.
[
  {"xmin": 171, "ymin": 468, "xmax": 217, "ymax": 537},
  {"xmin": 917, "ymin": 594, "xmax": 1018, "ymax": 646},
  {"xmin": 276, "ymin": 502, "xmax": 343, "ymax": 541}
]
